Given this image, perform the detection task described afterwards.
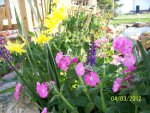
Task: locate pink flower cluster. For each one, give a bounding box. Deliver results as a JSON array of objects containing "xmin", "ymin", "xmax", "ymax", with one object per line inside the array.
[
  {"xmin": 112, "ymin": 78, "xmax": 122, "ymax": 93},
  {"xmin": 55, "ymin": 51, "xmax": 72, "ymax": 71},
  {"xmin": 84, "ymin": 71, "xmax": 100, "ymax": 87},
  {"xmin": 14, "ymin": 83, "xmax": 22, "ymax": 101},
  {"xmin": 112, "ymin": 37, "xmax": 136, "ymax": 73},
  {"xmin": 75, "ymin": 62, "xmax": 100, "ymax": 87},
  {"xmin": 95, "ymin": 37, "xmax": 108, "ymax": 48},
  {"xmin": 72, "ymin": 57, "xmax": 78, "ymax": 63},
  {"xmin": 112, "ymin": 37, "xmax": 137, "ymax": 93},
  {"xmin": 41, "ymin": 107, "xmax": 47, "ymax": 113},
  {"xmin": 110, "ymin": 55, "xmax": 123, "ymax": 65},
  {"xmin": 122, "ymin": 54, "xmax": 136, "ymax": 73},
  {"xmin": 113, "ymin": 37, "xmax": 133, "ymax": 55},
  {"xmin": 75, "ymin": 62, "xmax": 85, "ymax": 76},
  {"xmin": 36, "ymin": 82, "xmax": 49, "ymax": 98}
]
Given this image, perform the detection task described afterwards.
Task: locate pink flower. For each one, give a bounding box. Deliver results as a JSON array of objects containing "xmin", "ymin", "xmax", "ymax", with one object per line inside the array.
[
  {"xmin": 50, "ymin": 81, "xmax": 56, "ymax": 85},
  {"xmin": 100, "ymin": 37, "xmax": 108, "ymax": 44},
  {"xmin": 84, "ymin": 71, "xmax": 100, "ymax": 87},
  {"xmin": 63, "ymin": 56, "xmax": 71, "ymax": 65},
  {"xmin": 41, "ymin": 107, "xmax": 47, "ymax": 113},
  {"xmin": 122, "ymin": 54, "xmax": 136, "ymax": 73},
  {"xmin": 110, "ymin": 55, "xmax": 123, "ymax": 65},
  {"xmin": 99, "ymin": 52, "xmax": 106, "ymax": 58},
  {"xmin": 36, "ymin": 82, "xmax": 48, "ymax": 98},
  {"xmin": 123, "ymin": 54, "xmax": 136, "ymax": 68},
  {"xmin": 112, "ymin": 78, "xmax": 122, "ymax": 93},
  {"xmin": 14, "ymin": 83, "xmax": 22, "ymax": 101},
  {"xmin": 58, "ymin": 56, "xmax": 71, "ymax": 71},
  {"xmin": 55, "ymin": 51, "xmax": 63, "ymax": 64},
  {"xmin": 124, "ymin": 74, "xmax": 133, "ymax": 81},
  {"xmin": 113, "ymin": 37, "xmax": 133, "ymax": 55},
  {"xmin": 75, "ymin": 62, "xmax": 85, "ymax": 76},
  {"xmin": 72, "ymin": 57, "xmax": 78, "ymax": 63},
  {"xmin": 122, "ymin": 66, "xmax": 136, "ymax": 73},
  {"xmin": 94, "ymin": 39, "xmax": 101, "ymax": 48}
]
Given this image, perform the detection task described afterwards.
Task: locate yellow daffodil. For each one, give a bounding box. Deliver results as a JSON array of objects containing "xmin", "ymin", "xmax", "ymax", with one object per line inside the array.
[
  {"xmin": 53, "ymin": 0, "xmax": 59, "ymax": 4},
  {"xmin": 5, "ymin": 41, "xmax": 26, "ymax": 54},
  {"xmin": 33, "ymin": 34, "xmax": 52, "ymax": 44},
  {"xmin": 44, "ymin": 7, "xmax": 66, "ymax": 34}
]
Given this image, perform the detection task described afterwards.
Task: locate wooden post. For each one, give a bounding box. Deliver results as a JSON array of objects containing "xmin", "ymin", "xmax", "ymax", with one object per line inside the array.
[
  {"xmin": 0, "ymin": 7, "xmax": 4, "ymax": 30},
  {"xmin": 4, "ymin": 0, "xmax": 12, "ymax": 29},
  {"xmin": 112, "ymin": 0, "xmax": 114, "ymax": 17},
  {"xmin": 19, "ymin": 0, "xmax": 33, "ymax": 32},
  {"xmin": 44, "ymin": 0, "xmax": 47, "ymax": 15},
  {"xmin": 41, "ymin": 0, "xmax": 45, "ymax": 20}
]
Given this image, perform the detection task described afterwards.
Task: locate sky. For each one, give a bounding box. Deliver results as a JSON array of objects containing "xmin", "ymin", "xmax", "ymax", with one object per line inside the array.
[{"xmin": 0, "ymin": 0, "xmax": 4, "ymax": 5}]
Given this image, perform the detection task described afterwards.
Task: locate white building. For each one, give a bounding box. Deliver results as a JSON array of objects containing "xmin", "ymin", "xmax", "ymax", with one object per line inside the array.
[{"xmin": 117, "ymin": 0, "xmax": 150, "ymax": 14}]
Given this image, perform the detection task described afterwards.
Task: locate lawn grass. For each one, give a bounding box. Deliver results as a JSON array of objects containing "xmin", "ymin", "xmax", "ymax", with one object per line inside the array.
[{"xmin": 111, "ymin": 13, "xmax": 150, "ymax": 25}]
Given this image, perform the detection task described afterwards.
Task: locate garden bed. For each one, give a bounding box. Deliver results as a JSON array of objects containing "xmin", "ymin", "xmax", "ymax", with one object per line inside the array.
[{"xmin": 0, "ymin": 2, "xmax": 150, "ymax": 113}]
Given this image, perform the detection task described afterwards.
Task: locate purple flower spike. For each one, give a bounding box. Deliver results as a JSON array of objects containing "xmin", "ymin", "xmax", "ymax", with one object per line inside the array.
[
  {"xmin": 0, "ymin": 37, "xmax": 13, "ymax": 63},
  {"xmin": 86, "ymin": 34, "xmax": 96, "ymax": 66}
]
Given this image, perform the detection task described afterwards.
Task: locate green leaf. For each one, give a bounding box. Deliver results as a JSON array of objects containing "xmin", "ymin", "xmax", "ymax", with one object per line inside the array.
[
  {"xmin": 50, "ymin": 95, "xmax": 60, "ymax": 103},
  {"xmin": 140, "ymin": 110, "xmax": 150, "ymax": 113},
  {"xmin": 95, "ymin": 96, "xmax": 102, "ymax": 110},
  {"xmin": 84, "ymin": 102, "xmax": 95, "ymax": 113},
  {"xmin": 75, "ymin": 86, "xmax": 85, "ymax": 96},
  {"xmin": 137, "ymin": 41, "xmax": 150, "ymax": 74},
  {"xmin": 113, "ymin": 102, "xmax": 134, "ymax": 113},
  {"xmin": 142, "ymin": 87, "xmax": 150, "ymax": 95},
  {"xmin": 28, "ymin": 31, "xmax": 36, "ymax": 37},
  {"xmin": 71, "ymin": 110, "xmax": 79, "ymax": 113},
  {"xmin": 141, "ymin": 104, "xmax": 150, "ymax": 111},
  {"xmin": 70, "ymin": 96, "xmax": 88, "ymax": 107},
  {"xmin": 63, "ymin": 109, "xmax": 67, "ymax": 113},
  {"xmin": 0, "ymin": 86, "xmax": 15, "ymax": 94},
  {"xmin": 105, "ymin": 107, "xmax": 116, "ymax": 113}
]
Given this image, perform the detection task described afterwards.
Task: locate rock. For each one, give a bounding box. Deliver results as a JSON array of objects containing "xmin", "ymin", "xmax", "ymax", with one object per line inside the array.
[
  {"xmin": 139, "ymin": 33, "xmax": 150, "ymax": 50},
  {"xmin": 122, "ymin": 27, "xmax": 150, "ymax": 37},
  {"xmin": 6, "ymin": 99, "xmax": 39, "ymax": 113},
  {"xmin": 0, "ymin": 81, "xmax": 3, "ymax": 87},
  {"xmin": 133, "ymin": 22, "xmax": 147, "ymax": 27},
  {"xmin": 0, "ymin": 82, "xmax": 16, "ymax": 92},
  {"xmin": 115, "ymin": 24, "xmax": 127, "ymax": 34},
  {"xmin": 0, "ymin": 96, "xmax": 40, "ymax": 113},
  {"xmin": 126, "ymin": 23, "xmax": 134, "ymax": 28},
  {"xmin": 130, "ymin": 35, "xmax": 139, "ymax": 40},
  {"xmin": 0, "ymin": 92, "xmax": 13, "ymax": 101},
  {"xmin": 2, "ymin": 71, "xmax": 16, "ymax": 80}
]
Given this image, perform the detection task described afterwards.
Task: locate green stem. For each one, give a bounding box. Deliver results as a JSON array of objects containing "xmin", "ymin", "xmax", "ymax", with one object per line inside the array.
[
  {"xmin": 53, "ymin": 87, "xmax": 75, "ymax": 111},
  {"xmin": 79, "ymin": 77, "xmax": 92, "ymax": 102},
  {"xmin": 100, "ymin": 84, "xmax": 106, "ymax": 112},
  {"xmin": 102, "ymin": 58, "xmax": 106, "ymax": 78},
  {"xmin": 47, "ymin": 43, "xmax": 60, "ymax": 88},
  {"xmin": 133, "ymin": 91, "xmax": 138, "ymax": 113},
  {"xmin": 45, "ymin": 45, "xmax": 51, "ymax": 80},
  {"xmin": 135, "ymin": 106, "xmax": 138, "ymax": 113}
]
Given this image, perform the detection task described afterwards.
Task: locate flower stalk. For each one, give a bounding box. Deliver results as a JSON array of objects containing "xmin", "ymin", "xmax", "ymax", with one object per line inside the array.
[
  {"xmin": 79, "ymin": 76, "xmax": 92, "ymax": 102},
  {"xmin": 100, "ymin": 85, "xmax": 106, "ymax": 112}
]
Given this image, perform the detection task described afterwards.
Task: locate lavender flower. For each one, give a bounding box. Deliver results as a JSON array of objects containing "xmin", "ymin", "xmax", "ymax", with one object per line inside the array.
[
  {"xmin": 0, "ymin": 37, "xmax": 13, "ymax": 62},
  {"xmin": 86, "ymin": 34, "xmax": 96, "ymax": 66}
]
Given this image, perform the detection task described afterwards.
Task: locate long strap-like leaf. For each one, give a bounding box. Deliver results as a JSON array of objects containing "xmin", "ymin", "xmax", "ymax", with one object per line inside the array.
[{"xmin": 137, "ymin": 40, "xmax": 150, "ymax": 75}]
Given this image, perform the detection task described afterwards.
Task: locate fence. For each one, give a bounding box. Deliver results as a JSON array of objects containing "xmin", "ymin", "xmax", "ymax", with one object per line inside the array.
[
  {"xmin": 0, "ymin": 0, "xmax": 47, "ymax": 32},
  {"xmin": 0, "ymin": 0, "xmax": 97, "ymax": 32}
]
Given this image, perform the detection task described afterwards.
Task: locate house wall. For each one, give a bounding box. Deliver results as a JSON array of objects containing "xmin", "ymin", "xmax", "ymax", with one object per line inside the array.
[{"xmin": 117, "ymin": 0, "xmax": 150, "ymax": 14}]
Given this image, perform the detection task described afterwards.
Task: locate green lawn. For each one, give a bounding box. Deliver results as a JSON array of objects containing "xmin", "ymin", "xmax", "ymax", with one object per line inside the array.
[{"xmin": 111, "ymin": 13, "xmax": 150, "ymax": 25}]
